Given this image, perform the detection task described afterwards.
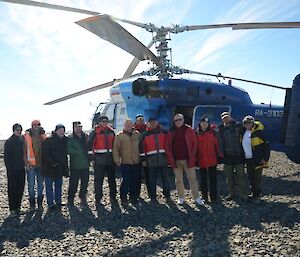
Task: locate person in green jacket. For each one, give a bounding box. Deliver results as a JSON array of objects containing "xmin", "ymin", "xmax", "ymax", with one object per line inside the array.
[{"xmin": 67, "ymin": 121, "xmax": 90, "ymax": 206}]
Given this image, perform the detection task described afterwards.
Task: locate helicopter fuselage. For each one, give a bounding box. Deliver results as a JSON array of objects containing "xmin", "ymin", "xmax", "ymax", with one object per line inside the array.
[{"xmin": 97, "ymin": 78, "xmax": 284, "ymax": 149}]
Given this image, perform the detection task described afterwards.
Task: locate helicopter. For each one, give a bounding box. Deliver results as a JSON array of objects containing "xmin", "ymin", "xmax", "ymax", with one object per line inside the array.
[{"xmin": 1, "ymin": 0, "xmax": 300, "ymax": 164}]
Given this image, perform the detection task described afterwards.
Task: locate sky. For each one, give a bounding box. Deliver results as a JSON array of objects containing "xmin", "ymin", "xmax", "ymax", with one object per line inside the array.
[{"xmin": 0, "ymin": 0, "xmax": 300, "ymax": 139}]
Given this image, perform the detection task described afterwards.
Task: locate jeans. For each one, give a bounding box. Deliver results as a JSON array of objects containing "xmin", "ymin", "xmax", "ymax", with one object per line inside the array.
[
  {"xmin": 45, "ymin": 177, "xmax": 62, "ymax": 207},
  {"xmin": 27, "ymin": 167, "xmax": 44, "ymax": 204},
  {"xmin": 94, "ymin": 165, "xmax": 116, "ymax": 201},
  {"xmin": 148, "ymin": 167, "xmax": 170, "ymax": 200},
  {"xmin": 7, "ymin": 169, "xmax": 25, "ymax": 211},
  {"xmin": 199, "ymin": 166, "xmax": 217, "ymax": 201},
  {"xmin": 120, "ymin": 164, "xmax": 139, "ymax": 201},
  {"xmin": 68, "ymin": 168, "xmax": 89, "ymax": 201}
]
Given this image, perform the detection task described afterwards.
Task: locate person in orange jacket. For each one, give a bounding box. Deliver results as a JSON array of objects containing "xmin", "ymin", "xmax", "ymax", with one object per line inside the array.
[
  {"xmin": 24, "ymin": 120, "xmax": 46, "ymax": 211},
  {"xmin": 196, "ymin": 115, "xmax": 223, "ymax": 203}
]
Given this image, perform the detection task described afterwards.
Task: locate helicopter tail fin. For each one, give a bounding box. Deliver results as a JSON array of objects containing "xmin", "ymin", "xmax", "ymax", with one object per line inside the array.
[{"xmin": 284, "ymin": 74, "xmax": 300, "ymax": 164}]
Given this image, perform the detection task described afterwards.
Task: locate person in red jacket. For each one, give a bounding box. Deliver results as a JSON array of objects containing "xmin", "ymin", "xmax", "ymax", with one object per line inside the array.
[
  {"xmin": 140, "ymin": 117, "xmax": 170, "ymax": 203},
  {"xmin": 166, "ymin": 113, "xmax": 204, "ymax": 206},
  {"xmin": 88, "ymin": 116, "xmax": 116, "ymax": 206},
  {"xmin": 196, "ymin": 115, "xmax": 223, "ymax": 203}
]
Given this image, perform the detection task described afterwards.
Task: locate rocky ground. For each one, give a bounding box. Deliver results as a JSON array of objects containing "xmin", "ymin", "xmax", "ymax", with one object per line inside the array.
[{"xmin": 0, "ymin": 142, "xmax": 299, "ymax": 256}]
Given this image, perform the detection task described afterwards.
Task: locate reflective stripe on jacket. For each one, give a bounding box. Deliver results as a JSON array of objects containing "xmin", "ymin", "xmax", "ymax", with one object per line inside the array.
[
  {"xmin": 24, "ymin": 132, "xmax": 46, "ymax": 166},
  {"xmin": 92, "ymin": 126, "xmax": 115, "ymax": 153},
  {"xmin": 141, "ymin": 127, "xmax": 168, "ymax": 167}
]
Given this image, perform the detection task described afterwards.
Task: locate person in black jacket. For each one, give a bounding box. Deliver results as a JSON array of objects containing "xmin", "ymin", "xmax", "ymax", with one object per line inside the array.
[
  {"xmin": 4, "ymin": 123, "xmax": 26, "ymax": 217},
  {"xmin": 42, "ymin": 124, "xmax": 68, "ymax": 210}
]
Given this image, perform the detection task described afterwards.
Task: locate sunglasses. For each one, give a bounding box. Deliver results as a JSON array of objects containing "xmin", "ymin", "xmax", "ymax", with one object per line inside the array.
[
  {"xmin": 15, "ymin": 129, "xmax": 22, "ymax": 132},
  {"xmin": 174, "ymin": 119, "xmax": 183, "ymax": 122}
]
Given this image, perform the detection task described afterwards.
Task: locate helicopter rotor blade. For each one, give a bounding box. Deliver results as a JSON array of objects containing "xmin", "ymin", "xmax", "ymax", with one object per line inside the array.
[
  {"xmin": 0, "ymin": 0, "xmax": 98, "ymax": 15},
  {"xmin": 76, "ymin": 15, "xmax": 160, "ymax": 65},
  {"xmin": 174, "ymin": 21, "xmax": 300, "ymax": 33},
  {"xmin": 44, "ymin": 72, "xmax": 144, "ymax": 105},
  {"xmin": 123, "ymin": 39, "xmax": 155, "ymax": 78},
  {"xmin": 0, "ymin": 0, "xmax": 153, "ymax": 30},
  {"xmin": 185, "ymin": 70, "xmax": 287, "ymax": 90}
]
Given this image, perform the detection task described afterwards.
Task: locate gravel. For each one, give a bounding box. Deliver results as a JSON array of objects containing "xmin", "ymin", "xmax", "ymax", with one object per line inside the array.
[{"xmin": 0, "ymin": 150, "xmax": 299, "ymax": 257}]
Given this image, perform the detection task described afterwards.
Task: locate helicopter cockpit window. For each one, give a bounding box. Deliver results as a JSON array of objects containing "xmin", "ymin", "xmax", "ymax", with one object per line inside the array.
[{"xmin": 105, "ymin": 104, "xmax": 116, "ymax": 123}]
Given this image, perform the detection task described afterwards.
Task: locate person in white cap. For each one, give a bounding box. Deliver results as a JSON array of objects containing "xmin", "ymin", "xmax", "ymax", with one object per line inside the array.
[
  {"xmin": 241, "ymin": 115, "xmax": 270, "ymax": 204},
  {"xmin": 218, "ymin": 112, "xmax": 248, "ymax": 201}
]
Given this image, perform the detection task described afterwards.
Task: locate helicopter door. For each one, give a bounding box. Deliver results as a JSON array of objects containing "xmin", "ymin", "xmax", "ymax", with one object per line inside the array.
[
  {"xmin": 192, "ymin": 105, "xmax": 232, "ymax": 129},
  {"xmin": 114, "ymin": 103, "xmax": 128, "ymax": 132}
]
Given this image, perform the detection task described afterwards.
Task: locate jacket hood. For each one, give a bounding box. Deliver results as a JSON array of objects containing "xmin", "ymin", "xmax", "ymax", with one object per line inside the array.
[
  {"xmin": 252, "ymin": 121, "xmax": 264, "ymax": 131},
  {"xmin": 26, "ymin": 127, "xmax": 45, "ymax": 136}
]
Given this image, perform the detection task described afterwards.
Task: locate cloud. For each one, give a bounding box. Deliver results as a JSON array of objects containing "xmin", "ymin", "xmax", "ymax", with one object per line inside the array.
[{"xmin": 189, "ymin": 0, "xmax": 300, "ymax": 71}]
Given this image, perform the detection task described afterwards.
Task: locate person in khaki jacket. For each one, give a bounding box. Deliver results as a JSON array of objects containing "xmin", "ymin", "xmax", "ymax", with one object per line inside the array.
[{"xmin": 113, "ymin": 119, "xmax": 140, "ymax": 204}]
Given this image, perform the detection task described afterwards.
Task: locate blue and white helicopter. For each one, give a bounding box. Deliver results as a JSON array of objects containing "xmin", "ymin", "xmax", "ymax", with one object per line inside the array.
[{"xmin": 3, "ymin": 0, "xmax": 300, "ymax": 164}]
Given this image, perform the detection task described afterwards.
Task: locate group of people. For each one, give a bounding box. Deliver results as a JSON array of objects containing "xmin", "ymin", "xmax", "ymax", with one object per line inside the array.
[{"xmin": 4, "ymin": 111, "xmax": 270, "ymax": 217}]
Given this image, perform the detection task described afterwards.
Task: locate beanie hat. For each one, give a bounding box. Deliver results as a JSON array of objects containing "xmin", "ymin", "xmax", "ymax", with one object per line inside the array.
[
  {"xmin": 55, "ymin": 124, "xmax": 65, "ymax": 132},
  {"xmin": 242, "ymin": 115, "xmax": 255, "ymax": 124},
  {"xmin": 73, "ymin": 121, "xmax": 82, "ymax": 128},
  {"xmin": 31, "ymin": 120, "xmax": 41, "ymax": 126},
  {"xmin": 200, "ymin": 115, "xmax": 209, "ymax": 123},
  {"xmin": 221, "ymin": 111, "xmax": 230, "ymax": 119},
  {"xmin": 98, "ymin": 116, "xmax": 109, "ymax": 123},
  {"xmin": 12, "ymin": 123, "xmax": 22, "ymax": 132},
  {"xmin": 136, "ymin": 114, "xmax": 144, "ymax": 119}
]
